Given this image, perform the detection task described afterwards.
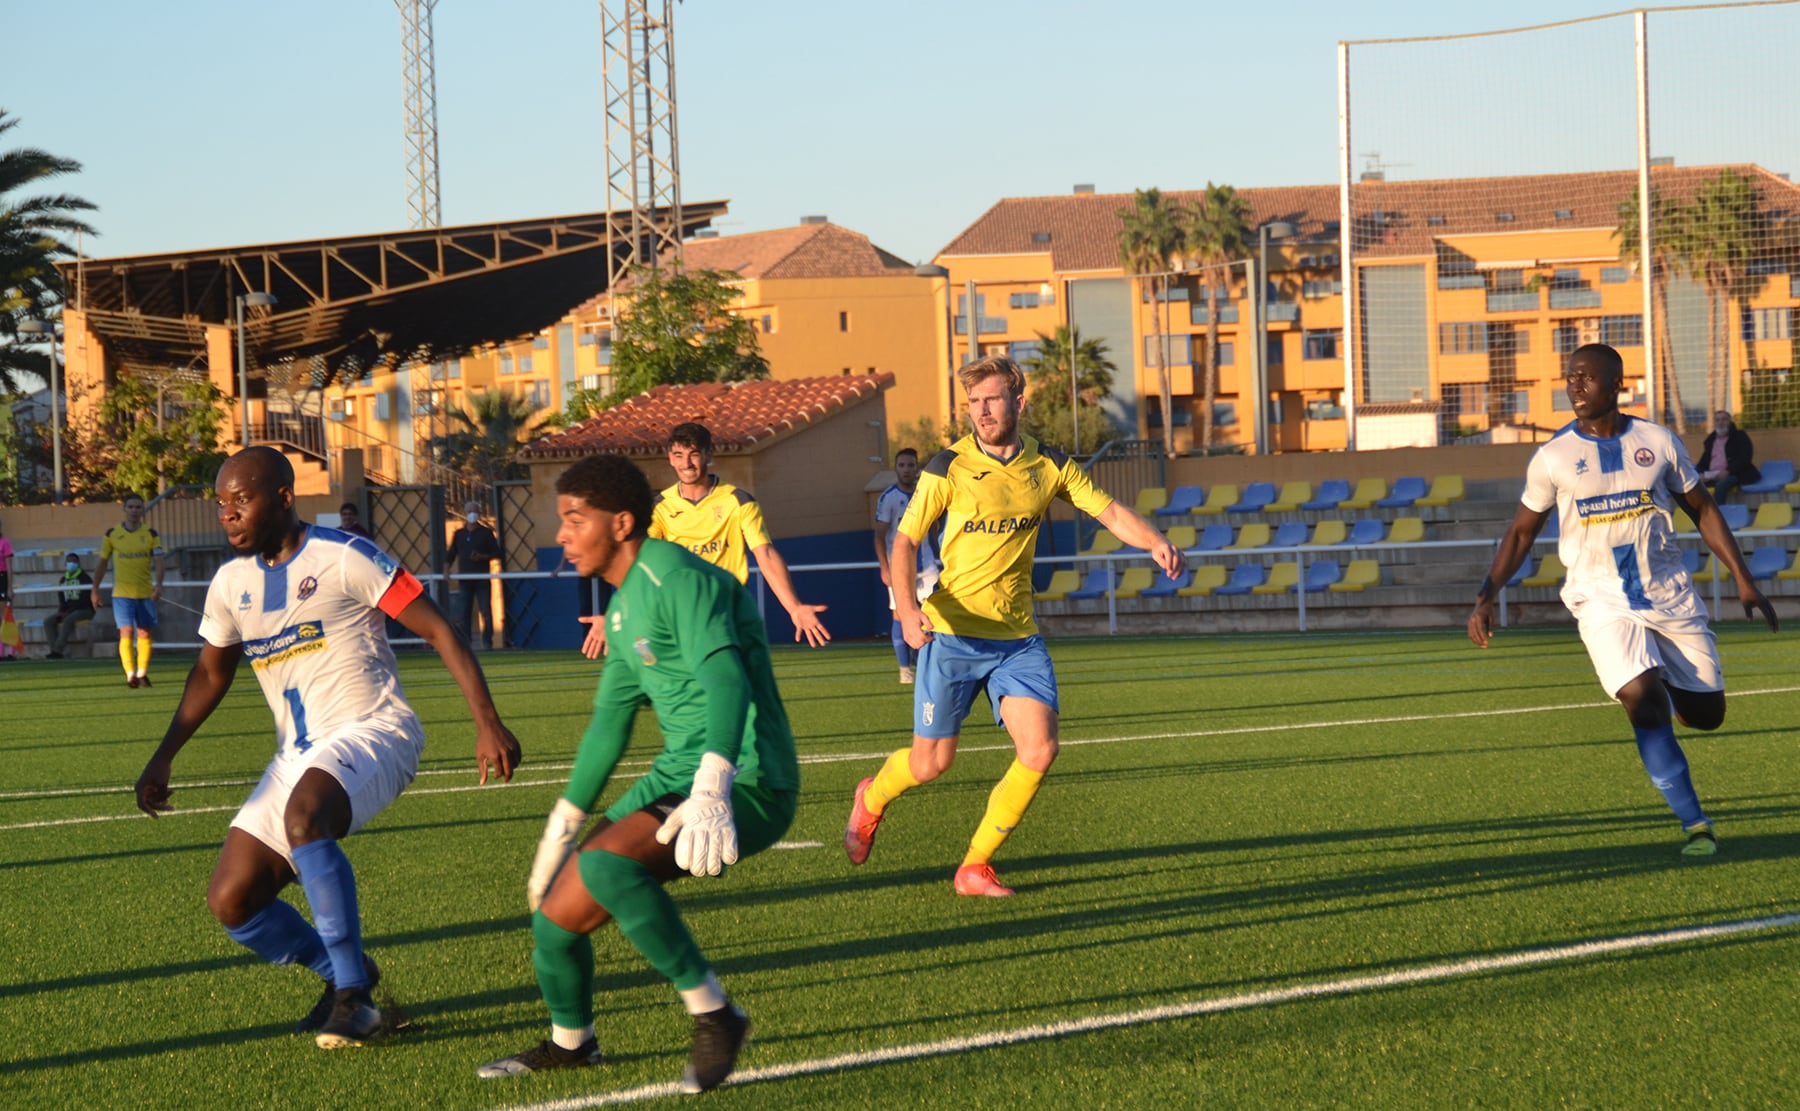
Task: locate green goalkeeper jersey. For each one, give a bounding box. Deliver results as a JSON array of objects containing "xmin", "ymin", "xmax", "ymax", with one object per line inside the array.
[{"xmin": 563, "ymin": 538, "xmax": 799, "ymax": 811}]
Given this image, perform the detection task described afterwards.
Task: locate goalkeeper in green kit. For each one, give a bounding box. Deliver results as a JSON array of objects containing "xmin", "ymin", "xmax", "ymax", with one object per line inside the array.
[{"xmin": 478, "ymin": 454, "xmax": 799, "ymax": 1092}]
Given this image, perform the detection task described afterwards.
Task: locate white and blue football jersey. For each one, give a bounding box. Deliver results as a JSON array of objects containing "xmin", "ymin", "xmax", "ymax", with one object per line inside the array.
[
  {"xmin": 199, "ymin": 526, "xmax": 421, "ymax": 759},
  {"xmin": 876, "ymin": 482, "xmax": 941, "ymax": 594},
  {"xmin": 1522, "ymin": 416, "xmax": 1702, "ymax": 612}
]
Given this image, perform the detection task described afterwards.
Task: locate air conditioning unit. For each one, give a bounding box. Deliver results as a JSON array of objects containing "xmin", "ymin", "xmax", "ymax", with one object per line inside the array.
[{"xmin": 1578, "ymin": 318, "xmax": 1601, "ymax": 345}]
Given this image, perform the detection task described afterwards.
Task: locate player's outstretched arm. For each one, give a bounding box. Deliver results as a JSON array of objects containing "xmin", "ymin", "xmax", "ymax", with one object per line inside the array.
[
  {"xmin": 1682, "ymin": 486, "xmax": 1779, "ymax": 632},
  {"xmin": 393, "ymin": 594, "xmax": 522, "ymax": 782},
  {"xmin": 750, "ymin": 543, "xmax": 831, "ymax": 648},
  {"xmin": 1095, "ymin": 503, "xmax": 1183, "ymax": 578},
  {"xmin": 1468, "ymin": 504, "xmax": 1550, "ymax": 649},
  {"xmin": 136, "ymin": 641, "xmax": 244, "ymax": 817}
]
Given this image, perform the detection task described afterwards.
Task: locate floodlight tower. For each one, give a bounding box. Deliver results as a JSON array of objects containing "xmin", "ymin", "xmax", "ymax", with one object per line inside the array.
[
  {"xmin": 602, "ymin": 0, "xmax": 685, "ymax": 292},
  {"xmin": 397, "ymin": 0, "xmax": 443, "ymax": 230}
]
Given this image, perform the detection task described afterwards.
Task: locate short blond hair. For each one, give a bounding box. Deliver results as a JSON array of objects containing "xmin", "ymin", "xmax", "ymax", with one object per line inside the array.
[{"xmin": 958, "ymin": 355, "xmax": 1026, "ymax": 398}]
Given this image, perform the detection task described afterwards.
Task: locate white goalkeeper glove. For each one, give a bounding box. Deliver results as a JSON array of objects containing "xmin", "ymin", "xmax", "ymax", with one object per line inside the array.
[
  {"xmin": 655, "ymin": 751, "xmax": 739, "ymax": 877},
  {"xmin": 527, "ymin": 798, "xmax": 588, "ymax": 911}
]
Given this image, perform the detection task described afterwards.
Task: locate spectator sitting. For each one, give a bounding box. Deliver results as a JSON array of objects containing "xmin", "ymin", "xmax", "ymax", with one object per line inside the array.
[
  {"xmin": 45, "ymin": 552, "xmax": 96, "ymax": 659},
  {"xmin": 1698, "ymin": 409, "xmax": 1759, "ymax": 503}
]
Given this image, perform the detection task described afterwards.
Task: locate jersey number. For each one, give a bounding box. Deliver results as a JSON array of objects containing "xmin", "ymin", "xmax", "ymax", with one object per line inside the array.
[{"xmin": 283, "ymin": 687, "xmax": 313, "ymax": 752}]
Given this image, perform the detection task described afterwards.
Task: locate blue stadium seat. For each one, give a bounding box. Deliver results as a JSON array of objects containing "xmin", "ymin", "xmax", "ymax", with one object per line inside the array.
[
  {"xmin": 1748, "ymin": 545, "xmax": 1788, "ymax": 581},
  {"xmin": 1539, "ymin": 509, "xmax": 1559, "ymax": 541},
  {"xmin": 1214, "ymin": 563, "xmax": 1267, "ymax": 595},
  {"xmin": 1299, "ymin": 560, "xmax": 1342, "ymax": 592},
  {"xmin": 1139, "ymin": 565, "xmax": 1192, "ymax": 597},
  {"xmin": 1196, "ymin": 523, "xmax": 1234, "ymax": 551},
  {"xmin": 1227, "ymin": 481, "xmax": 1277, "ymax": 514},
  {"xmin": 1681, "ymin": 548, "xmax": 1704, "ymax": 574},
  {"xmin": 1375, "ymin": 476, "xmax": 1427, "ymax": 508},
  {"xmin": 1741, "ymin": 460, "xmax": 1795, "ymax": 495},
  {"xmin": 1272, "ymin": 521, "xmax": 1309, "ymax": 548},
  {"xmin": 1507, "ymin": 557, "xmax": 1535, "ymax": 587},
  {"xmin": 1721, "ymin": 503, "xmax": 1752, "ymax": 531},
  {"xmin": 1347, "ymin": 518, "xmax": 1385, "ymax": 546},
  {"xmin": 1301, "ymin": 479, "xmax": 1350, "ymax": 511},
  {"xmin": 1154, "ymin": 485, "xmax": 1206, "ymax": 517},
  {"xmin": 1065, "ymin": 567, "xmax": 1114, "ymax": 600}
]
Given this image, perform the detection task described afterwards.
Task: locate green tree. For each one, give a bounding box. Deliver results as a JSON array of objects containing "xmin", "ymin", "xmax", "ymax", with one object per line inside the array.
[
  {"xmin": 0, "ymin": 109, "xmax": 98, "ymax": 394},
  {"xmin": 1617, "ymin": 184, "xmax": 1692, "ymax": 430},
  {"xmin": 431, "ymin": 387, "xmax": 549, "ymax": 485},
  {"xmin": 1117, "ymin": 188, "xmax": 1189, "ymax": 450},
  {"xmin": 1687, "ymin": 169, "xmax": 1760, "ymax": 416},
  {"xmin": 91, "ymin": 376, "xmax": 229, "ymax": 499},
  {"xmin": 589, "ymin": 265, "xmax": 767, "ymax": 413},
  {"xmin": 1020, "ymin": 325, "xmax": 1121, "ymax": 455},
  {"xmin": 1184, "ymin": 182, "xmax": 1252, "ymax": 450}
]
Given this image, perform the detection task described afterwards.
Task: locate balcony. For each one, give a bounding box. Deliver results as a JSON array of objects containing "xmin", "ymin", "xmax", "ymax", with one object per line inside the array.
[
  {"xmin": 1548, "ymin": 287, "xmax": 1602, "ymax": 310},
  {"xmin": 1487, "ymin": 289, "xmax": 1540, "ymax": 313},
  {"xmin": 1265, "ymin": 301, "xmax": 1300, "ymax": 323},
  {"xmin": 954, "ymin": 315, "xmax": 1008, "ymax": 335}
]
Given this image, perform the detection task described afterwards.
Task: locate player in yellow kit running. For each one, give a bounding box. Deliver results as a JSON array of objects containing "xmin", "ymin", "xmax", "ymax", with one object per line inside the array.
[
  {"xmin": 92, "ymin": 493, "xmax": 166, "ymax": 687},
  {"xmin": 843, "ymin": 356, "xmax": 1181, "ymax": 895}
]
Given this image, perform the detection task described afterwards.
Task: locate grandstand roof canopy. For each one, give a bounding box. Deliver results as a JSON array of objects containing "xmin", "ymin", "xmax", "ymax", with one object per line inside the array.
[{"xmin": 56, "ymin": 202, "xmax": 729, "ymax": 383}]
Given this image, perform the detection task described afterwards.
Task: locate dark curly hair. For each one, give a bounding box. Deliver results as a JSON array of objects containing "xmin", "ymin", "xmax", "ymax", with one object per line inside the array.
[{"xmin": 556, "ymin": 454, "xmax": 653, "ymax": 537}]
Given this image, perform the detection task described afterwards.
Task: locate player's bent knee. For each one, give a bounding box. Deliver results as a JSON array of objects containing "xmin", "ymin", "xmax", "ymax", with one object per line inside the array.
[{"xmin": 577, "ymin": 847, "xmax": 655, "ymax": 910}]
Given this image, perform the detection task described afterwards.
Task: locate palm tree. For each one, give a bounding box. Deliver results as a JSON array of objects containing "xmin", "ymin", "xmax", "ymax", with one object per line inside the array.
[
  {"xmin": 1687, "ymin": 169, "xmax": 1759, "ymax": 416},
  {"xmin": 0, "ymin": 109, "xmax": 98, "ymax": 393},
  {"xmin": 1020, "ymin": 325, "xmax": 1119, "ymax": 454},
  {"xmin": 1617, "ymin": 185, "xmax": 1690, "ymax": 430},
  {"xmin": 1184, "ymin": 183, "xmax": 1252, "ymax": 450},
  {"xmin": 432, "ymin": 387, "xmax": 549, "ymax": 485},
  {"xmin": 1117, "ymin": 188, "xmax": 1189, "ymax": 450}
]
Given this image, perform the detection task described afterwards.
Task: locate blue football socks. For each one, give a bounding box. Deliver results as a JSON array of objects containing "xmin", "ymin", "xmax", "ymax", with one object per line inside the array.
[
  {"xmin": 292, "ymin": 839, "xmax": 369, "ymax": 990},
  {"xmin": 224, "ymin": 900, "xmax": 332, "ymax": 979},
  {"xmin": 1633, "ymin": 724, "xmax": 1706, "ymax": 828}
]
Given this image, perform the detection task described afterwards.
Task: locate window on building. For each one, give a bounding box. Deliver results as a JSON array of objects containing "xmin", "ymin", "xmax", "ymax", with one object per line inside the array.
[
  {"xmin": 519, "ymin": 354, "xmax": 533, "ymax": 374},
  {"xmin": 533, "ymin": 337, "xmax": 550, "ymax": 349},
  {"xmin": 1553, "ymin": 324, "xmax": 1580, "ymax": 353},
  {"xmin": 761, "ymin": 314, "xmax": 775, "ymax": 334},
  {"xmin": 1303, "ymin": 330, "xmax": 1342, "ymax": 360},
  {"xmin": 1439, "ymin": 322, "xmax": 1488, "ymax": 355},
  {"xmin": 1216, "ymin": 341, "xmax": 1235, "ymax": 367},
  {"xmin": 1601, "ymin": 266, "xmax": 1631, "ymax": 284},
  {"xmin": 1751, "ymin": 307, "xmax": 1793, "ymax": 341},
  {"xmin": 1302, "ymin": 279, "xmax": 1343, "ymax": 299},
  {"xmin": 1492, "ymin": 269, "xmax": 1525, "ymax": 290},
  {"xmin": 1008, "ymin": 291, "xmax": 1041, "ymax": 309},
  {"xmin": 1551, "ymin": 269, "xmax": 1584, "ymax": 289},
  {"xmin": 500, "ymin": 354, "xmax": 513, "ymax": 375},
  {"xmin": 1267, "ymin": 335, "xmax": 1285, "ymax": 365},
  {"xmin": 1437, "ymin": 262, "xmax": 1484, "ymax": 290},
  {"xmin": 1306, "ymin": 398, "xmax": 1346, "ymax": 420},
  {"xmin": 1008, "ymin": 340, "xmax": 1041, "ymax": 363},
  {"xmin": 1143, "ymin": 334, "xmax": 1193, "ymax": 367},
  {"xmin": 1212, "ymin": 401, "xmax": 1238, "ymax": 427},
  {"xmin": 1268, "ymin": 397, "xmax": 1285, "ymax": 425},
  {"xmin": 530, "ymin": 380, "xmax": 551, "ymax": 407},
  {"xmin": 1600, "ymin": 315, "xmax": 1644, "ymax": 346},
  {"xmin": 839, "ymin": 311, "xmax": 850, "ymax": 333}
]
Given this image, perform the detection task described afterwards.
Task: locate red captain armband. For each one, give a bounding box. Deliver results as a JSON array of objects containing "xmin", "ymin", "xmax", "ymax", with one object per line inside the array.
[{"xmin": 378, "ymin": 569, "xmax": 426, "ymax": 618}]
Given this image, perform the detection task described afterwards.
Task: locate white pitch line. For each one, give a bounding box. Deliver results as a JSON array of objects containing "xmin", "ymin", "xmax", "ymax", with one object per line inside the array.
[
  {"xmin": 9, "ymin": 684, "xmax": 1800, "ymax": 833},
  {"xmin": 492, "ymin": 909, "xmax": 1800, "ymax": 1111}
]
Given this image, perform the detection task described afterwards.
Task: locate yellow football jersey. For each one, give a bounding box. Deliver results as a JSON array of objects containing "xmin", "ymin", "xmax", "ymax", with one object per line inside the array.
[
  {"xmin": 899, "ymin": 434, "xmax": 1113, "ymax": 640},
  {"xmin": 99, "ymin": 524, "xmax": 163, "ymax": 599},
  {"xmin": 648, "ymin": 477, "xmax": 772, "ymax": 584}
]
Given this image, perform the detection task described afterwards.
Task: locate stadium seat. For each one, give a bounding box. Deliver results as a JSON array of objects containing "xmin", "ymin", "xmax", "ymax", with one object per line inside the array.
[
  {"xmin": 1193, "ymin": 484, "xmax": 1238, "ymax": 516},
  {"xmin": 1306, "ymin": 520, "xmax": 1348, "ymax": 546},
  {"xmin": 1376, "ymin": 476, "xmax": 1428, "ymax": 509},
  {"xmin": 1266, "ymin": 481, "xmax": 1313, "ymax": 513},
  {"xmin": 1230, "ymin": 523, "xmax": 1272, "ymax": 549},
  {"xmin": 1272, "ymin": 521, "xmax": 1309, "ymax": 548},
  {"xmin": 1347, "ymin": 518, "xmax": 1385, "ymax": 546},
  {"xmin": 1134, "ymin": 487, "xmax": 1169, "ymax": 515},
  {"xmin": 1114, "ymin": 567, "xmax": 1156, "ymax": 599},
  {"xmin": 1741, "ymin": 460, "xmax": 1795, "ymax": 495},
  {"xmin": 1386, "ymin": 517, "xmax": 1425, "ymax": 544},
  {"xmin": 1681, "ymin": 548, "xmax": 1704, "ymax": 575},
  {"xmin": 1299, "ymin": 559, "xmax": 1342, "ymax": 592},
  {"xmin": 1779, "ymin": 552, "xmax": 1800, "ymax": 581},
  {"xmin": 1521, "ymin": 554, "xmax": 1566, "ymax": 587},
  {"xmin": 1196, "ymin": 523, "xmax": 1234, "ymax": 551},
  {"xmin": 1085, "ymin": 531, "xmax": 1124, "ymax": 556},
  {"xmin": 1253, "ymin": 562, "xmax": 1299, "ymax": 594},
  {"xmin": 1215, "ymin": 563, "xmax": 1268, "ymax": 595},
  {"xmin": 1748, "ymin": 546, "xmax": 1787, "ymax": 581},
  {"xmin": 1140, "ymin": 565, "xmax": 1192, "ymax": 597},
  {"xmin": 1301, "ymin": 479, "xmax": 1351, "ymax": 511},
  {"xmin": 1329, "ymin": 559, "xmax": 1380, "ymax": 592},
  {"xmin": 1540, "ymin": 509, "xmax": 1560, "ymax": 541},
  {"xmin": 1066, "ymin": 567, "xmax": 1116, "ymax": 600},
  {"xmin": 1691, "ymin": 554, "xmax": 1723, "ymax": 584},
  {"xmin": 1721, "ymin": 503, "xmax": 1752, "ymax": 531},
  {"xmin": 1177, "ymin": 563, "xmax": 1229, "ymax": 597},
  {"xmin": 1506, "ymin": 557, "xmax": 1535, "ymax": 587},
  {"xmin": 1747, "ymin": 502, "xmax": 1794, "ymax": 532},
  {"xmin": 1035, "ymin": 569, "xmax": 1081, "ymax": 602},
  {"xmin": 1227, "ymin": 482, "xmax": 1277, "ymax": 514},
  {"xmin": 1673, "ymin": 509, "xmax": 1699, "ymax": 535},
  {"xmin": 1341, "ymin": 477, "xmax": 1388, "ymax": 510},
  {"xmin": 1155, "ymin": 485, "xmax": 1206, "ymax": 517},
  {"xmin": 1164, "ymin": 525, "xmax": 1197, "ymax": 551},
  {"xmin": 1416, "ymin": 474, "xmax": 1465, "ymax": 507}
]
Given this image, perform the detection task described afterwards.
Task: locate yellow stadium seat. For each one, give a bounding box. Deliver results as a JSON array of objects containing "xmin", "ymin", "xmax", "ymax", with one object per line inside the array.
[
  {"xmin": 1386, "ymin": 517, "xmax": 1425, "ymax": 544},
  {"xmin": 1114, "ymin": 567, "xmax": 1155, "ymax": 599},
  {"xmin": 1252, "ymin": 562, "xmax": 1299, "ymax": 594},
  {"xmin": 1521, "ymin": 553, "xmax": 1566, "ymax": 587},
  {"xmin": 1266, "ymin": 481, "xmax": 1313, "ymax": 513},
  {"xmin": 1230, "ymin": 522, "xmax": 1271, "ymax": 549},
  {"xmin": 1035, "ymin": 570, "xmax": 1081, "ymax": 601},
  {"xmin": 1779, "ymin": 552, "xmax": 1800, "ymax": 581},
  {"xmin": 1306, "ymin": 520, "xmax": 1348, "ymax": 546},
  {"xmin": 1691, "ymin": 555, "xmax": 1728, "ymax": 584},
  {"xmin": 1134, "ymin": 487, "xmax": 1169, "ymax": 515},
  {"xmin": 1085, "ymin": 532, "xmax": 1124, "ymax": 555},
  {"xmin": 1673, "ymin": 510, "xmax": 1698, "ymax": 535},
  {"xmin": 1748, "ymin": 502, "xmax": 1794, "ymax": 532},
  {"xmin": 1193, "ymin": 484, "xmax": 1238, "ymax": 516},
  {"xmin": 1164, "ymin": 525, "xmax": 1197, "ymax": 551},
  {"xmin": 1341, "ymin": 477, "xmax": 1388, "ymax": 510},
  {"xmin": 1329, "ymin": 559, "xmax": 1381, "ymax": 592},
  {"xmin": 1176, "ymin": 563, "xmax": 1228, "ymax": 597},
  {"xmin": 1416, "ymin": 474, "xmax": 1465, "ymax": 507}
]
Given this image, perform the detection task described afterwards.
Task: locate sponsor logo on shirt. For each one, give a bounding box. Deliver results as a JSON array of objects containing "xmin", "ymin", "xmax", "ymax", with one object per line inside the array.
[
  {"xmin": 633, "ymin": 636, "xmax": 657, "ymax": 666},
  {"xmin": 243, "ymin": 621, "xmax": 327, "ymax": 668},
  {"xmin": 373, "ymin": 551, "xmax": 397, "ymax": 576},
  {"xmin": 1574, "ymin": 489, "xmax": 1655, "ymax": 526},
  {"xmin": 689, "ymin": 540, "xmax": 724, "ymax": 555},
  {"xmin": 963, "ymin": 514, "xmax": 1041, "ymax": 535}
]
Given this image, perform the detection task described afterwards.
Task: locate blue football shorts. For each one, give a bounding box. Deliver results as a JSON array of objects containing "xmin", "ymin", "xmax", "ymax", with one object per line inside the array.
[
  {"xmin": 111, "ymin": 596, "xmax": 159, "ymax": 630},
  {"xmin": 913, "ymin": 632, "xmax": 1058, "ymax": 739}
]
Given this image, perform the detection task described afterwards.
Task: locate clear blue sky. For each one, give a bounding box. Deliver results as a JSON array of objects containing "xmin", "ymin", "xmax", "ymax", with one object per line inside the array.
[{"xmin": 7, "ymin": 1, "xmax": 1796, "ymax": 266}]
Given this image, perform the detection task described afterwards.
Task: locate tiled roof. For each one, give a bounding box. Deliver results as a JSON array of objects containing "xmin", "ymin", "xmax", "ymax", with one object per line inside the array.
[
  {"xmin": 938, "ymin": 165, "xmax": 1800, "ymax": 269},
  {"xmin": 682, "ymin": 223, "xmax": 915, "ymax": 280},
  {"xmin": 520, "ymin": 373, "xmax": 895, "ymax": 459}
]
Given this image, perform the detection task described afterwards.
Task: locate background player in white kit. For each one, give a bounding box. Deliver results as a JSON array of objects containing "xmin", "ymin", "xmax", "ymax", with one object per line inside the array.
[
  {"xmin": 134, "ymin": 447, "xmax": 523, "ymax": 1048},
  {"xmin": 873, "ymin": 446, "xmax": 939, "ymax": 684},
  {"xmin": 1469, "ymin": 344, "xmax": 1776, "ymax": 854}
]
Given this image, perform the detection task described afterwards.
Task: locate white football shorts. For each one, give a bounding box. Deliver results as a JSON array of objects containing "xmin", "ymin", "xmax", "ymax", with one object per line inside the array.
[
  {"xmin": 230, "ymin": 717, "xmax": 426, "ymax": 867},
  {"xmin": 1569, "ymin": 593, "xmax": 1723, "ymax": 699},
  {"xmin": 886, "ymin": 564, "xmax": 941, "ymax": 611}
]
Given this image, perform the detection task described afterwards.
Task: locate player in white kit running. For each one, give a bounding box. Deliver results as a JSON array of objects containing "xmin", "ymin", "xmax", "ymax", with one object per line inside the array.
[
  {"xmin": 1469, "ymin": 344, "xmax": 1777, "ymax": 855},
  {"xmin": 134, "ymin": 447, "xmax": 523, "ymax": 1048}
]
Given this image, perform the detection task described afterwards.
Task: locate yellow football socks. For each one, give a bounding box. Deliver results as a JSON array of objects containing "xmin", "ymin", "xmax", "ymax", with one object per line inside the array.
[
  {"xmin": 135, "ymin": 631, "xmax": 153, "ymax": 676},
  {"xmin": 864, "ymin": 749, "xmax": 920, "ymax": 816},
  {"xmin": 119, "ymin": 631, "xmax": 136, "ymax": 677},
  {"xmin": 963, "ymin": 761, "xmax": 1045, "ymax": 867}
]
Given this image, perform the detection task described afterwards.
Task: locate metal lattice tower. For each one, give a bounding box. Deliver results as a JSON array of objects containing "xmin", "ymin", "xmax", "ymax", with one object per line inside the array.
[
  {"xmin": 398, "ymin": 0, "xmax": 442, "ymax": 231},
  {"xmin": 602, "ymin": 0, "xmax": 684, "ymax": 289}
]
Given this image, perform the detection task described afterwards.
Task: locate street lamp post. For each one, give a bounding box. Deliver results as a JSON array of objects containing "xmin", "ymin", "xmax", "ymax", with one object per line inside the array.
[
  {"xmin": 1254, "ymin": 221, "xmax": 1298, "ymax": 456},
  {"xmin": 17, "ymin": 318, "xmax": 63, "ymax": 503},
  {"xmin": 236, "ymin": 291, "xmax": 277, "ymax": 447},
  {"xmin": 912, "ymin": 264, "xmax": 955, "ymax": 436}
]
